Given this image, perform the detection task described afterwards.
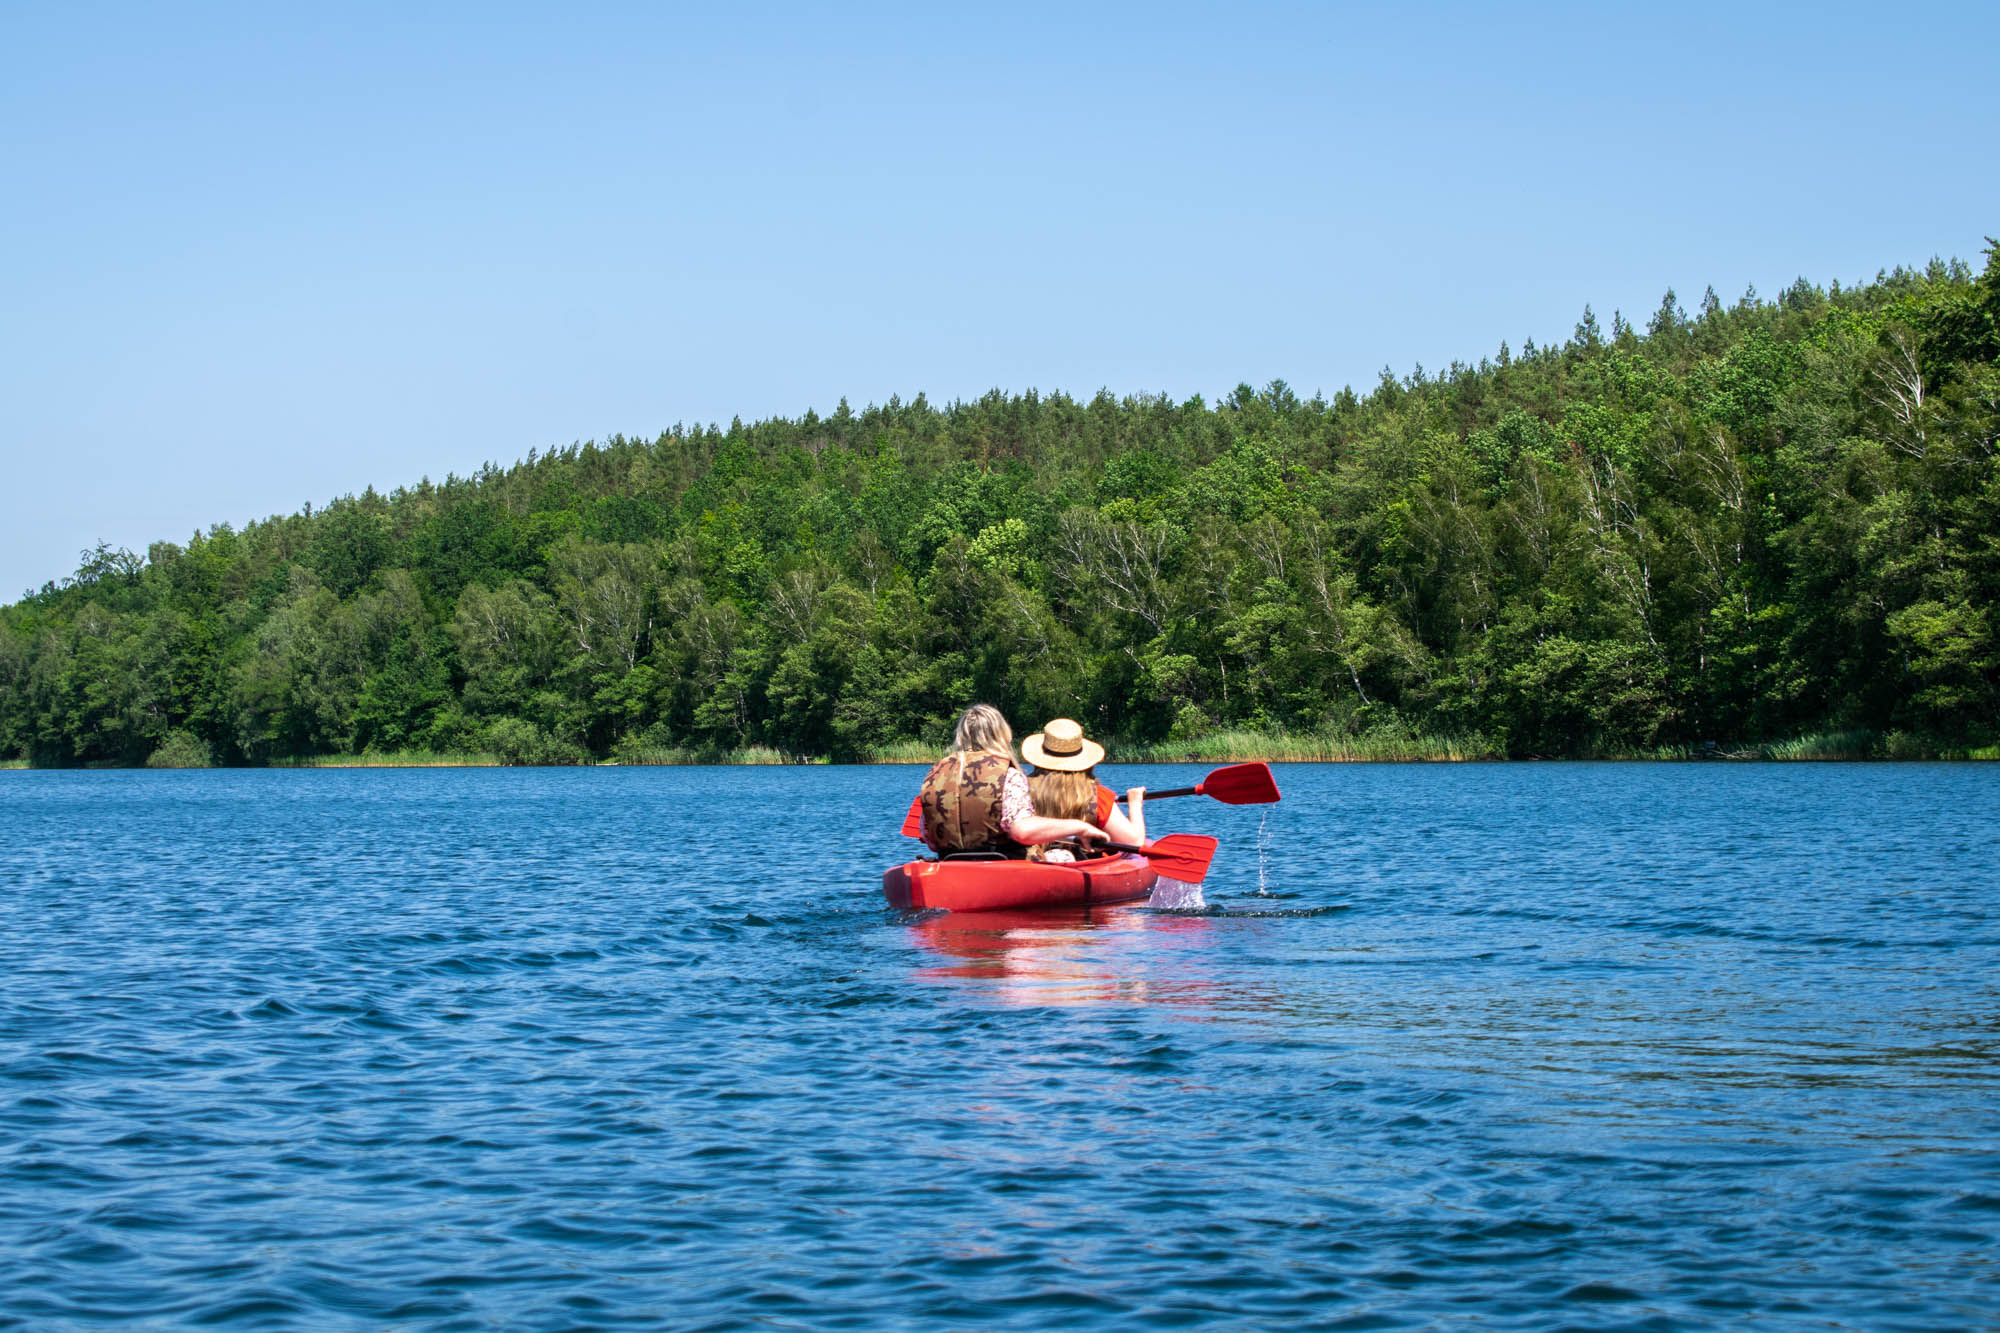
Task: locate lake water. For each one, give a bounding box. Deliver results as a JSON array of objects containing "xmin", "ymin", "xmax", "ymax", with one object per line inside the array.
[{"xmin": 2, "ymin": 763, "xmax": 1996, "ymax": 1330}]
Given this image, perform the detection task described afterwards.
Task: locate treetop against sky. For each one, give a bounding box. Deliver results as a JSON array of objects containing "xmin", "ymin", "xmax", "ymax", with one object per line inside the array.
[{"xmin": 3, "ymin": 2, "xmax": 1997, "ymax": 596}]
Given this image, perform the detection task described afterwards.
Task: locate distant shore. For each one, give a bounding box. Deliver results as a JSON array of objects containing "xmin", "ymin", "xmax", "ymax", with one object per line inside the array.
[{"xmin": 7, "ymin": 728, "xmax": 1994, "ymax": 770}]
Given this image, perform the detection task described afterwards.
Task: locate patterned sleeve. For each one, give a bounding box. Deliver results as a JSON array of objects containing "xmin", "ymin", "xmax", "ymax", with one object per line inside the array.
[{"xmin": 998, "ymin": 765, "xmax": 1035, "ymax": 837}]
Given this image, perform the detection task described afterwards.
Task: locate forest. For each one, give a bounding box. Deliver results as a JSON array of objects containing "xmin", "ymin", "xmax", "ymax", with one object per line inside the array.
[{"xmin": 3, "ymin": 245, "xmax": 1996, "ymax": 766}]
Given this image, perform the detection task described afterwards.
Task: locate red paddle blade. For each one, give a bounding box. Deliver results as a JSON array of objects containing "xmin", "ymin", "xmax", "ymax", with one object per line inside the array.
[
  {"xmin": 1132, "ymin": 834, "xmax": 1218, "ymax": 884},
  {"xmin": 900, "ymin": 794, "xmax": 925, "ymax": 838},
  {"xmin": 1197, "ymin": 762, "xmax": 1280, "ymax": 805}
]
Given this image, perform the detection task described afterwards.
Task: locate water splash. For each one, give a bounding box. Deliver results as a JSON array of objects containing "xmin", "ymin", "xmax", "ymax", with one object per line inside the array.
[
  {"xmin": 1147, "ymin": 877, "xmax": 1205, "ymax": 911},
  {"xmin": 1255, "ymin": 809, "xmax": 1274, "ymax": 895}
]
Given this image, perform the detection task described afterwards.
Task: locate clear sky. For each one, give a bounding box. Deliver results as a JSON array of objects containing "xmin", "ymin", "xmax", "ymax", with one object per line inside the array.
[{"xmin": 3, "ymin": 1, "xmax": 1996, "ymax": 598}]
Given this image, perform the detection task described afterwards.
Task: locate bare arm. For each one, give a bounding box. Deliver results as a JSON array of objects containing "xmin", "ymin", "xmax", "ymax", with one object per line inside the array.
[
  {"xmin": 1102, "ymin": 786, "xmax": 1146, "ymax": 844},
  {"xmin": 1004, "ymin": 813, "xmax": 1110, "ymax": 847}
]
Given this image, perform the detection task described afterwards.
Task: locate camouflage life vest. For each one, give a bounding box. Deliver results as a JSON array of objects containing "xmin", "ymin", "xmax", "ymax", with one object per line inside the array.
[{"xmin": 918, "ymin": 751, "xmax": 1026, "ymax": 856}]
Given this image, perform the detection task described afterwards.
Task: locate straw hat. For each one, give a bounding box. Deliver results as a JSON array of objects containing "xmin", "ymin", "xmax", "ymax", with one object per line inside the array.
[{"xmin": 1020, "ymin": 717, "xmax": 1105, "ymax": 772}]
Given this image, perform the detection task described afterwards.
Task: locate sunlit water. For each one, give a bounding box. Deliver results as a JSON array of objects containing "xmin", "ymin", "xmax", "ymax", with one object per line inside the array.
[{"xmin": 2, "ymin": 763, "xmax": 1996, "ymax": 1330}]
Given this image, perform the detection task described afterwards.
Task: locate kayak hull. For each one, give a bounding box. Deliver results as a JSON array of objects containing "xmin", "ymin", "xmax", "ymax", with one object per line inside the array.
[{"xmin": 883, "ymin": 853, "xmax": 1158, "ymax": 913}]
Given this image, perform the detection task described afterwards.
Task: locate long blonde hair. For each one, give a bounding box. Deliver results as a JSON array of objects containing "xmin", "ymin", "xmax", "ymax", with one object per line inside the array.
[
  {"xmin": 952, "ymin": 703, "xmax": 1016, "ymax": 764},
  {"xmin": 1027, "ymin": 767, "xmax": 1095, "ymax": 822}
]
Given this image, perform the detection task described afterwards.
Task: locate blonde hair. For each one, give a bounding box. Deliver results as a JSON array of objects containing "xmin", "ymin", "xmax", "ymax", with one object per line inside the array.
[
  {"xmin": 1027, "ymin": 767, "xmax": 1095, "ymax": 822},
  {"xmin": 952, "ymin": 703, "xmax": 1016, "ymax": 763}
]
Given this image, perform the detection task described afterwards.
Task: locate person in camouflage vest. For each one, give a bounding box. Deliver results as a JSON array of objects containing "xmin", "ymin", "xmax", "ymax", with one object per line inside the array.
[{"xmin": 917, "ymin": 704, "xmax": 1111, "ymax": 858}]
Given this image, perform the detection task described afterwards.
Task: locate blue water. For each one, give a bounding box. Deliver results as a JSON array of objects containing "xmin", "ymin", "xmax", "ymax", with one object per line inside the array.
[{"xmin": 2, "ymin": 764, "xmax": 1996, "ymax": 1330}]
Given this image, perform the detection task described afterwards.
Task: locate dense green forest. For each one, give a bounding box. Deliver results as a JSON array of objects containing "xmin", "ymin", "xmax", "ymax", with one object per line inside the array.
[{"xmin": 4, "ymin": 246, "xmax": 1997, "ymax": 766}]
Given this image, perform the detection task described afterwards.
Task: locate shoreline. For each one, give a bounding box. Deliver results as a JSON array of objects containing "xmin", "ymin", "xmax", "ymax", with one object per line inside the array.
[{"xmin": 6, "ymin": 733, "xmax": 1994, "ymax": 771}]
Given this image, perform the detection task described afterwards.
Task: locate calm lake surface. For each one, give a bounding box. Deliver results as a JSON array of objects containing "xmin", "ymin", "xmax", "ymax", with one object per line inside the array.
[{"xmin": 2, "ymin": 763, "xmax": 1996, "ymax": 1330}]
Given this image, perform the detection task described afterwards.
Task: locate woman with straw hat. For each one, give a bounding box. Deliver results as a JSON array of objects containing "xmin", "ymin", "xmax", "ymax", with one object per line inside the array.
[
  {"xmin": 1021, "ymin": 718, "xmax": 1146, "ymax": 863},
  {"xmin": 917, "ymin": 704, "xmax": 1111, "ymax": 859}
]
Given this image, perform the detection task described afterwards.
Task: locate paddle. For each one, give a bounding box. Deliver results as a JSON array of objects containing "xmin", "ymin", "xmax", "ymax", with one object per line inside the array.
[
  {"xmin": 1143, "ymin": 762, "xmax": 1281, "ymax": 806},
  {"xmin": 1098, "ymin": 834, "xmax": 1218, "ymax": 883},
  {"xmin": 899, "ymin": 761, "xmax": 1278, "ymax": 837}
]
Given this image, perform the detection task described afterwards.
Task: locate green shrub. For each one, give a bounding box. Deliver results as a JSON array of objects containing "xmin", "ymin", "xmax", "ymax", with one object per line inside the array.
[
  {"xmin": 1761, "ymin": 730, "xmax": 1877, "ymax": 760},
  {"xmin": 854, "ymin": 739, "xmax": 935, "ymax": 764},
  {"xmin": 1881, "ymin": 731, "xmax": 1937, "ymax": 760},
  {"xmin": 146, "ymin": 731, "xmax": 215, "ymax": 769},
  {"xmin": 1113, "ymin": 728, "xmax": 1495, "ymax": 762},
  {"xmin": 484, "ymin": 718, "xmax": 588, "ymax": 766}
]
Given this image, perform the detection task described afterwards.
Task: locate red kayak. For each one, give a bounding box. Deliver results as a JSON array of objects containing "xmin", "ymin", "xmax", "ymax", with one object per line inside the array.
[
  {"xmin": 884, "ymin": 762, "xmax": 1272, "ymax": 914},
  {"xmin": 883, "ymin": 853, "xmax": 1159, "ymax": 913}
]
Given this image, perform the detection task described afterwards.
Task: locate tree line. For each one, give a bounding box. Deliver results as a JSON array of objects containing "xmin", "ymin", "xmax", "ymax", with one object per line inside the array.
[{"xmin": 3, "ymin": 246, "xmax": 1996, "ymax": 766}]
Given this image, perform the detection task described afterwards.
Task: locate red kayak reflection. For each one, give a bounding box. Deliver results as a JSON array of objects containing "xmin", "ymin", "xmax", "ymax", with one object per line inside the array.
[{"xmin": 909, "ymin": 905, "xmax": 1218, "ymax": 1007}]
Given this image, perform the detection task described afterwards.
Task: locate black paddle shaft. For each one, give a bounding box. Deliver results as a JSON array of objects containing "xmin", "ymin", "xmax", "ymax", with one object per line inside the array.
[
  {"xmin": 1100, "ymin": 841, "xmax": 1196, "ymax": 858},
  {"xmin": 1144, "ymin": 785, "xmax": 1200, "ymax": 799}
]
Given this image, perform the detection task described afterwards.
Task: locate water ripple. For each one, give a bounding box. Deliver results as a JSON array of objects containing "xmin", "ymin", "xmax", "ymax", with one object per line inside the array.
[{"xmin": 0, "ymin": 763, "xmax": 1996, "ymax": 1328}]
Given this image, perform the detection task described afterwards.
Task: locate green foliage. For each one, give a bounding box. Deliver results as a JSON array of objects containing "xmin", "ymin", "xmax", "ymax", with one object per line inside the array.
[
  {"xmin": 145, "ymin": 729, "xmax": 214, "ymax": 768},
  {"xmin": 483, "ymin": 718, "xmax": 589, "ymax": 766},
  {"xmin": 4, "ymin": 246, "xmax": 1996, "ymax": 764}
]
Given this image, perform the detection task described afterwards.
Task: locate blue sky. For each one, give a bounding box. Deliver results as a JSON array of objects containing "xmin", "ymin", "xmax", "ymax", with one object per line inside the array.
[{"xmin": 3, "ymin": 1, "xmax": 1996, "ymax": 597}]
